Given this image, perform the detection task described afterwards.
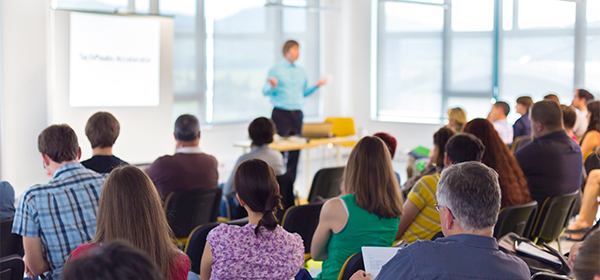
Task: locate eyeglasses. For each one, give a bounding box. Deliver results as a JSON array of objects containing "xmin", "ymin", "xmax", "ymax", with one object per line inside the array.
[{"xmin": 435, "ymin": 203, "xmax": 456, "ymax": 220}]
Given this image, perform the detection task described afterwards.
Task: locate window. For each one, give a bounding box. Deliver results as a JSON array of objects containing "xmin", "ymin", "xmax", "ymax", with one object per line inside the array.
[{"xmin": 56, "ymin": 0, "xmax": 128, "ymax": 12}]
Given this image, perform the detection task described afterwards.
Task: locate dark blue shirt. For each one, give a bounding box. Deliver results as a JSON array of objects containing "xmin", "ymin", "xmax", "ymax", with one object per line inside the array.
[
  {"xmin": 376, "ymin": 234, "xmax": 530, "ymax": 280},
  {"xmin": 513, "ymin": 113, "xmax": 531, "ymax": 140},
  {"xmin": 514, "ymin": 130, "xmax": 582, "ymax": 206}
]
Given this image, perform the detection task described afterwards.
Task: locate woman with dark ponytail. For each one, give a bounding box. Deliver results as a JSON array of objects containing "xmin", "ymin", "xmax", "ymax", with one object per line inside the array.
[{"xmin": 200, "ymin": 159, "xmax": 304, "ymax": 280}]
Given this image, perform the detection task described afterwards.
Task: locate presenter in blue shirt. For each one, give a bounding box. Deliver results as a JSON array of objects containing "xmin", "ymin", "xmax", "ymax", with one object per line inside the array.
[{"xmin": 263, "ymin": 40, "xmax": 326, "ymax": 182}]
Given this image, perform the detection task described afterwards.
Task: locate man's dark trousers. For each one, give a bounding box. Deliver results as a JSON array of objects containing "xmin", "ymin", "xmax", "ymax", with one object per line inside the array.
[{"xmin": 272, "ymin": 107, "xmax": 303, "ymax": 183}]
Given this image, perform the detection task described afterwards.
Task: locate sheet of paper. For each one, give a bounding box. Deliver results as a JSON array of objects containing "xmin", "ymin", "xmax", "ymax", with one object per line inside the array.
[
  {"xmin": 362, "ymin": 246, "xmax": 400, "ymax": 278},
  {"xmin": 516, "ymin": 242, "xmax": 561, "ymax": 265}
]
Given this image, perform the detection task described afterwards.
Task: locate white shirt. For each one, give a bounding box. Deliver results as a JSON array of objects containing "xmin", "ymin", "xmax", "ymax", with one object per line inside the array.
[
  {"xmin": 493, "ymin": 119, "xmax": 514, "ymax": 144},
  {"xmin": 175, "ymin": 146, "xmax": 202, "ymax": 154},
  {"xmin": 573, "ymin": 109, "xmax": 588, "ymax": 138}
]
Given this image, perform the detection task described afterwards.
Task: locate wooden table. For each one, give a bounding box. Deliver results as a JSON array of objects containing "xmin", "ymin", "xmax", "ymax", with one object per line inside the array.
[{"xmin": 234, "ymin": 136, "xmax": 357, "ymax": 185}]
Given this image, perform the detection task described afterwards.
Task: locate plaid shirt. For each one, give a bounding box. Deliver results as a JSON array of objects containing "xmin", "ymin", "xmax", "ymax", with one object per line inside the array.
[{"xmin": 12, "ymin": 162, "xmax": 105, "ymax": 279}]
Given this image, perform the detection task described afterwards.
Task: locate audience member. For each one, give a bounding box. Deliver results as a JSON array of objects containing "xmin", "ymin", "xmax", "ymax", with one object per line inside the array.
[
  {"xmin": 223, "ymin": 117, "xmax": 284, "ymax": 197},
  {"xmin": 562, "ymin": 104, "xmax": 579, "ymax": 143},
  {"xmin": 446, "ymin": 107, "xmax": 466, "ymax": 133},
  {"xmin": 514, "ymin": 101, "xmax": 582, "ymax": 207},
  {"xmin": 80, "ymin": 111, "xmax": 128, "ymax": 173},
  {"xmin": 513, "ymin": 96, "xmax": 533, "ymax": 140},
  {"xmin": 71, "ymin": 165, "xmax": 189, "ymax": 280},
  {"xmin": 544, "ymin": 93, "xmax": 560, "ymax": 103},
  {"xmin": 373, "ymin": 132, "xmax": 401, "ymax": 183},
  {"xmin": 64, "ymin": 240, "xmax": 165, "ymax": 280},
  {"xmin": 573, "ymin": 229, "xmax": 600, "ymax": 280},
  {"xmin": 572, "ymin": 89, "xmax": 595, "ymax": 137},
  {"xmin": 146, "ymin": 114, "xmax": 218, "ymax": 200},
  {"xmin": 463, "ymin": 119, "xmax": 531, "ymax": 208},
  {"xmin": 402, "ymin": 127, "xmax": 455, "ymax": 195},
  {"xmin": 12, "ymin": 124, "xmax": 105, "ymax": 279},
  {"xmin": 487, "ymin": 101, "xmax": 514, "ymax": 144},
  {"xmin": 396, "ymin": 133, "xmax": 485, "ymax": 243},
  {"xmin": 311, "ymin": 136, "xmax": 403, "ymax": 280},
  {"xmin": 0, "ymin": 181, "xmax": 15, "ymax": 220},
  {"xmin": 567, "ymin": 169, "xmax": 600, "ymax": 235},
  {"xmin": 351, "ymin": 162, "xmax": 530, "ymax": 280},
  {"xmin": 201, "ymin": 159, "xmax": 304, "ymax": 280},
  {"xmin": 580, "ymin": 101, "xmax": 600, "ymax": 160}
]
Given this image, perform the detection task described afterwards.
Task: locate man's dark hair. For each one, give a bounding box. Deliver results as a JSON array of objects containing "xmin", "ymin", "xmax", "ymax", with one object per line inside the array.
[
  {"xmin": 530, "ymin": 100, "xmax": 563, "ymax": 131},
  {"xmin": 516, "ymin": 96, "xmax": 534, "ymax": 110},
  {"xmin": 38, "ymin": 124, "xmax": 79, "ymax": 163},
  {"xmin": 561, "ymin": 105, "xmax": 577, "ymax": 130},
  {"xmin": 248, "ymin": 117, "xmax": 276, "ymax": 147},
  {"xmin": 576, "ymin": 89, "xmax": 595, "ymax": 102},
  {"xmin": 85, "ymin": 112, "xmax": 120, "ymax": 149},
  {"xmin": 62, "ymin": 240, "xmax": 164, "ymax": 280},
  {"xmin": 282, "ymin": 40, "xmax": 299, "ymax": 55},
  {"xmin": 543, "ymin": 94, "xmax": 560, "ymax": 104},
  {"xmin": 174, "ymin": 114, "xmax": 200, "ymax": 142},
  {"xmin": 494, "ymin": 101, "xmax": 510, "ymax": 116},
  {"xmin": 445, "ymin": 133, "xmax": 485, "ymax": 164}
]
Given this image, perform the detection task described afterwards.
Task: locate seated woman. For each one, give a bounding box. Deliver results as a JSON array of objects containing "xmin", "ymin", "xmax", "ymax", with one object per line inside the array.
[
  {"xmin": 581, "ymin": 101, "xmax": 600, "ymax": 160},
  {"xmin": 71, "ymin": 166, "xmax": 189, "ymax": 280},
  {"xmin": 463, "ymin": 119, "xmax": 531, "ymax": 208},
  {"xmin": 311, "ymin": 136, "xmax": 403, "ymax": 280},
  {"xmin": 201, "ymin": 159, "xmax": 304, "ymax": 280},
  {"xmin": 446, "ymin": 107, "xmax": 466, "ymax": 133},
  {"xmin": 562, "ymin": 105, "xmax": 579, "ymax": 143}
]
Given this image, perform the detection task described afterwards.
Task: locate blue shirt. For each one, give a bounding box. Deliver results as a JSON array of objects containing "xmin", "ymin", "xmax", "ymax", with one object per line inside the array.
[
  {"xmin": 513, "ymin": 113, "xmax": 532, "ymax": 140},
  {"xmin": 223, "ymin": 145, "xmax": 284, "ymax": 196},
  {"xmin": 12, "ymin": 162, "xmax": 105, "ymax": 279},
  {"xmin": 0, "ymin": 181, "xmax": 15, "ymax": 220},
  {"xmin": 376, "ymin": 234, "xmax": 530, "ymax": 280},
  {"xmin": 262, "ymin": 60, "xmax": 319, "ymax": 111}
]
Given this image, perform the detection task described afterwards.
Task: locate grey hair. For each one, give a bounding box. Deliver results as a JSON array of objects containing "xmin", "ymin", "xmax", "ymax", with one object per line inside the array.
[{"xmin": 436, "ymin": 161, "xmax": 501, "ymax": 232}]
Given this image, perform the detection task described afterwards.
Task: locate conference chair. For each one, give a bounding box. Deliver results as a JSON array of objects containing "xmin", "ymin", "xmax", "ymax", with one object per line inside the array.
[
  {"xmin": 531, "ymin": 272, "xmax": 572, "ymax": 280},
  {"xmin": 324, "ymin": 117, "xmax": 357, "ymax": 147},
  {"xmin": 493, "ymin": 201, "xmax": 538, "ymax": 239},
  {"xmin": 164, "ymin": 187, "xmax": 222, "ymax": 242},
  {"xmin": 281, "ymin": 202, "xmax": 324, "ymax": 260},
  {"xmin": 183, "ymin": 222, "xmax": 221, "ymax": 275},
  {"xmin": 277, "ymin": 172, "xmax": 296, "ymax": 212},
  {"xmin": 0, "ymin": 255, "xmax": 25, "ymax": 280},
  {"xmin": 307, "ymin": 167, "xmax": 345, "ymax": 203},
  {"xmin": 0, "ymin": 218, "xmax": 23, "ymax": 258},
  {"xmin": 337, "ymin": 252, "xmax": 364, "ymax": 280},
  {"xmin": 528, "ymin": 190, "xmax": 579, "ymax": 252}
]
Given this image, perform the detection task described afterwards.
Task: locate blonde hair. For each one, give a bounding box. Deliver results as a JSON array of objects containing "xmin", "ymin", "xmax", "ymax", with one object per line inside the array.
[
  {"xmin": 447, "ymin": 107, "xmax": 467, "ymax": 126},
  {"xmin": 94, "ymin": 166, "xmax": 184, "ymax": 280},
  {"xmin": 344, "ymin": 136, "xmax": 403, "ymax": 219}
]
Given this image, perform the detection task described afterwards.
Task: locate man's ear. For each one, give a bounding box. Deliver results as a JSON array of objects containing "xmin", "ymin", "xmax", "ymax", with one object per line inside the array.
[
  {"xmin": 173, "ymin": 132, "xmax": 178, "ymax": 141},
  {"xmin": 77, "ymin": 148, "xmax": 82, "ymax": 160},
  {"xmin": 444, "ymin": 208, "xmax": 454, "ymax": 230},
  {"xmin": 444, "ymin": 153, "xmax": 452, "ymax": 167},
  {"xmin": 41, "ymin": 153, "xmax": 51, "ymax": 167},
  {"xmin": 535, "ymin": 121, "xmax": 544, "ymax": 132}
]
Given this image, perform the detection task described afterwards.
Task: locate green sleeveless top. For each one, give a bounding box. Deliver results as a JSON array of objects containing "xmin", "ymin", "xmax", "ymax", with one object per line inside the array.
[{"xmin": 315, "ymin": 194, "xmax": 400, "ymax": 280}]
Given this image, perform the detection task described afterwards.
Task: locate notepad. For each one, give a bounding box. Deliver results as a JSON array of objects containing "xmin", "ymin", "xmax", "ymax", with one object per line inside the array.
[
  {"xmin": 362, "ymin": 247, "xmax": 400, "ymax": 278},
  {"xmin": 516, "ymin": 242, "xmax": 562, "ymax": 265}
]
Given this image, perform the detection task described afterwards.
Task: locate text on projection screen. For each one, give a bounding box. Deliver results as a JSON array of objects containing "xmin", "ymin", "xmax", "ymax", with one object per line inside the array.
[{"xmin": 70, "ymin": 12, "xmax": 161, "ymax": 107}]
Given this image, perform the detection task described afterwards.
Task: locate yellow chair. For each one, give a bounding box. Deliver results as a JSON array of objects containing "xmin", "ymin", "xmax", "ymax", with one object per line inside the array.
[{"xmin": 324, "ymin": 117, "xmax": 357, "ymax": 147}]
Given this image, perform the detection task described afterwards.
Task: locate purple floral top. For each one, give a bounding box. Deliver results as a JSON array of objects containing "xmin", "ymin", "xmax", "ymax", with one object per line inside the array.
[{"xmin": 207, "ymin": 223, "xmax": 304, "ymax": 280}]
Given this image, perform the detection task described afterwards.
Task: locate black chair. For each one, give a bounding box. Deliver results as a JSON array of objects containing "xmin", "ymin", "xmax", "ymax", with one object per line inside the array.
[
  {"xmin": 164, "ymin": 187, "xmax": 222, "ymax": 240},
  {"xmin": 0, "ymin": 254, "xmax": 25, "ymax": 280},
  {"xmin": 529, "ymin": 190, "xmax": 579, "ymax": 252},
  {"xmin": 0, "ymin": 218, "xmax": 23, "ymax": 258},
  {"xmin": 493, "ymin": 201, "xmax": 538, "ymax": 239},
  {"xmin": 307, "ymin": 167, "xmax": 345, "ymax": 203},
  {"xmin": 183, "ymin": 222, "xmax": 221, "ymax": 274},
  {"xmin": 338, "ymin": 252, "xmax": 364, "ymax": 280},
  {"xmin": 531, "ymin": 272, "xmax": 572, "ymax": 280},
  {"xmin": 281, "ymin": 203, "xmax": 324, "ymax": 259},
  {"xmin": 430, "ymin": 231, "xmax": 445, "ymax": 241},
  {"xmin": 277, "ymin": 173, "xmax": 296, "ymax": 211}
]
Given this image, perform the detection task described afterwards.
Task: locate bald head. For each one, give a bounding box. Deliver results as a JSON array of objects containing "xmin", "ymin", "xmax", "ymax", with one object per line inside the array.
[{"xmin": 530, "ymin": 100, "xmax": 563, "ymax": 137}]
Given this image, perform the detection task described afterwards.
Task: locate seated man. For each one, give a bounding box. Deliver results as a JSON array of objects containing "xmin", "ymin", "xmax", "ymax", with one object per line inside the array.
[
  {"xmin": 0, "ymin": 181, "xmax": 15, "ymax": 220},
  {"xmin": 12, "ymin": 124, "xmax": 105, "ymax": 279},
  {"xmin": 487, "ymin": 101, "xmax": 513, "ymax": 144},
  {"xmin": 81, "ymin": 111, "xmax": 128, "ymax": 173},
  {"xmin": 352, "ymin": 162, "xmax": 530, "ymax": 280},
  {"xmin": 514, "ymin": 100, "xmax": 582, "ymax": 207},
  {"xmin": 145, "ymin": 114, "xmax": 218, "ymax": 200},
  {"xmin": 396, "ymin": 133, "xmax": 485, "ymax": 243}
]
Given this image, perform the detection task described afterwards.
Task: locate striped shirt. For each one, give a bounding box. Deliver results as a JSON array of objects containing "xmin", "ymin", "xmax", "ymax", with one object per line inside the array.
[
  {"xmin": 403, "ymin": 174, "xmax": 441, "ymax": 244},
  {"xmin": 12, "ymin": 162, "xmax": 105, "ymax": 279}
]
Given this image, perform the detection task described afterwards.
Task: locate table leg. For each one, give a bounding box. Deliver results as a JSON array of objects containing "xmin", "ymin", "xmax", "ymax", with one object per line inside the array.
[
  {"xmin": 337, "ymin": 144, "xmax": 342, "ymax": 166},
  {"xmin": 306, "ymin": 148, "xmax": 311, "ymax": 189}
]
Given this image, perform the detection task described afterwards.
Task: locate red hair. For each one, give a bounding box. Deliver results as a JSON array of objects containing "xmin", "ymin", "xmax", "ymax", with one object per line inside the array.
[
  {"xmin": 463, "ymin": 119, "xmax": 531, "ymax": 208},
  {"xmin": 373, "ymin": 132, "xmax": 397, "ymax": 159}
]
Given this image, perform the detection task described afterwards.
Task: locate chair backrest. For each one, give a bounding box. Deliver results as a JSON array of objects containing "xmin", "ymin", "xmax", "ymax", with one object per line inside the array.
[
  {"xmin": 281, "ymin": 203, "xmax": 324, "ymax": 254},
  {"xmin": 337, "ymin": 252, "xmax": 364, "ymax": 280},
  {"xmin": 493, "ymin": 201, "xmax": 538, "ymax": 239},
  {"xmin": 184, "ymin": 222, "xmax": 221, "ymax": 274},
  {"xmin": 0, "ymin": 255, "xmax": 25, "ymax": 280},
  {"xmin": 164, "ymin": 187, "xmax": 222, "ymax": 238},
  {"xmin": 529, "ymin": 190, "xmax": 579, "ymax": 243},
  {"xmin": 324, "ymin": 117, "xmax": 356, "ymax": 137},
  {"xmin": 277, "ymin": 173, "xmax": 295, "ymax": 211},
  {"xmin": 307, "ymin": 167, "xmax": 345, "ymax": 203},
  {"xmin": 0, "ymin": 218, "xmax": 23, "ymax": 258},
  {"xmin": 531, "ymin": 272, "xmax": 572, "ymax": 280}
]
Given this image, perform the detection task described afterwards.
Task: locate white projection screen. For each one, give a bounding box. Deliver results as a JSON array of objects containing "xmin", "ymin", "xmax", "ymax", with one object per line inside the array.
[
  {"xmin": 69, "ymin": 12, "xmax": 161, "ymax": 107},
  {"xmin": 51, "ymin": 10, "xmax": 175, "ymax": 165}
]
